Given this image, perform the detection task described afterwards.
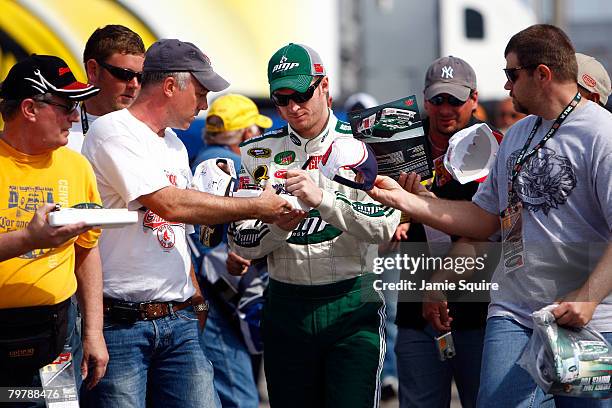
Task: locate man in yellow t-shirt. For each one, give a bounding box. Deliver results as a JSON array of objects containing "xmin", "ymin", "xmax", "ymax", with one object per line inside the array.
[{"xmin": 0, "ymin": 55, "xmax": 108, "ymax": 389}]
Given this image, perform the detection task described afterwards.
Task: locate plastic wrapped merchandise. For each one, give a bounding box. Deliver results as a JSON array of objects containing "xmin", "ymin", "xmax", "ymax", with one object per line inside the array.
[{"xmin": 518, "ymin": 304, "xmax": 612, "ymax": 398}]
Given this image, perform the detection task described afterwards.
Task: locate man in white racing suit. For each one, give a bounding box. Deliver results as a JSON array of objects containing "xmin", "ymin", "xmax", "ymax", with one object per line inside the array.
[{"xmin": 228, "ymin": 43, "xmax": 399, "ymax": 408}]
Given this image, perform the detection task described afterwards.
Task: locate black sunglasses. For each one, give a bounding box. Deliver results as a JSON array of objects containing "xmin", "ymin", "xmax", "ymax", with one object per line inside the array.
[
  {"xmin": 40, "ymin": 99, "xmax": 79, "ymax": 114},
  {"xmin": 503, "ymin": 64, "xmax": 541, "ymax": 83},
  {"xmin": 97, "ymin": 60, "xmax": 143, "ymax": 83},
  {"xmin": 428, "ymin": 94, "xmax": 467, "ymax": 107},
  {"xmin": 271, "ymin": 76, "xmax": 323, "ymax": 106}
]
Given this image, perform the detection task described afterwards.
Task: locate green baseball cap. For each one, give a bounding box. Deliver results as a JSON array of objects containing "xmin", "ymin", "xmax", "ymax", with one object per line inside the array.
[{"xmin": 267, "ymin": 43, "xmax": 326, "ymax": 94}]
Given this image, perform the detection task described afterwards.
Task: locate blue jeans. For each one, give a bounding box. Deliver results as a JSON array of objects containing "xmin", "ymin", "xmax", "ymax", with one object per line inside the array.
[
  {"xmin": 82, "ymin": 306, "xmax": 220, "ymax": 408},
  {"xmin": 477, "ymin": 316, "xmax": 612, "ymax": 408},
  {"xmin": 395, "ymin": 325, "xmax": 484, "ymax": 408},
  {"xmin": 199, "ymin": 297, "xmax": 259, "ymax": 408},
  {"xmin": 381, "ymin": 267, "xmax": 399, "ymax": 382},
  {"xmin": 68, "ymin": 297, "xmax": 83, "ymax": 392}
]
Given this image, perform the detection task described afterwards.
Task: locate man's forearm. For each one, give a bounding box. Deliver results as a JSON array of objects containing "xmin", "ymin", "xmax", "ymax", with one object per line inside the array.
[
  {"xmin": 0, "ymin": 229, "xmax": 31, "ymax": 262},
  {"xmin": 74, "ymin": 245, "xmax": 104, "ymax": 335},
  {"xmin": 73, "ymin": 244, "xmax": 108, "ymax": 386},
  {"xmin": 1, "ymin": 203, "xmax": 92, "ymax": 262},
  {"xmin": 427, "ymin": 238, "xmax": 479, "ymax": 284},
  {"xmin": 189, "ymin": 263, "xmax": 204, "ymax": 302},
  {"xmin": 402, "ymin": 194, "xmax": 500, "ymax": 240},
  {"xmin": 579, "ymin": 242, "xmax": 612, "ymax": 304},
  {"xmin": 139, "ymin": 187, "xmax": 261, "ymax": 226}
]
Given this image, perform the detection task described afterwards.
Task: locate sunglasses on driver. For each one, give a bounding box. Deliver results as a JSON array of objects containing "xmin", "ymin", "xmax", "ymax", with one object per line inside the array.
[
  {"xmin": 97, "ymin": 60, "xmax": 143, "ymax": 83},
  {"xmin": 271, "ymin": 76, "xmax": 323, "ymax": 107}
]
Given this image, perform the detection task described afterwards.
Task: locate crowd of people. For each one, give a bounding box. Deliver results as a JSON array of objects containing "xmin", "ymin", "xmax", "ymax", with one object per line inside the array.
[{"xmin": 0, "ymin": 21, "xmax": 610, "ymax": 408}]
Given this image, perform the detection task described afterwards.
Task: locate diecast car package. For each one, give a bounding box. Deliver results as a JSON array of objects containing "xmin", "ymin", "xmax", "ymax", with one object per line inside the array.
[
  {"xmin": 347, "ymin": 95, "xmax": 433, "ymax": 181},
  {"xmin": 518, "ymin": 304, "xmax": 612, "ymax": 399}
]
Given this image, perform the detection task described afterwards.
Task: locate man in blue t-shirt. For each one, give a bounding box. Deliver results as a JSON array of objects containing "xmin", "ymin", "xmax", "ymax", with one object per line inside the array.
[{"xmin": 368, "ymin": 24, "xmax": 612, "ymax": 408}]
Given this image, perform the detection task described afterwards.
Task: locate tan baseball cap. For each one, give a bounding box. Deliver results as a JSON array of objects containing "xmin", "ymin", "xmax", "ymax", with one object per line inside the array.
[{"xmin": 576, "ymin": 53, "xmax": 611, "ymax": 105}]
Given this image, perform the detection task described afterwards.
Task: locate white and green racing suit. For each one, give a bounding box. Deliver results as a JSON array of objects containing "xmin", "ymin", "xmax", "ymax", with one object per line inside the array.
[
  {"xmin": 228, "ymin": 110, "xmax": 400, "ymax": 405},
  {"xmin": 227, "ymin": 110, "xmax": 400, "ymax": 285}
]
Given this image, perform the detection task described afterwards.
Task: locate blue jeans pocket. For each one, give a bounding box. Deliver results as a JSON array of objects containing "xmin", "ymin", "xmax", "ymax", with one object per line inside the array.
[
  {"xmin": 175, "ymin": 308, "xmax": 199, "ymax": 322},
  {"xmin": 102, "ymin": 319, "xmax": 133, "ymax": 330}
]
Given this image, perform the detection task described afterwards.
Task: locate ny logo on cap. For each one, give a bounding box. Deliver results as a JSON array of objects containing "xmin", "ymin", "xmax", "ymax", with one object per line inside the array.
[{"xmin": 441, "ymin": 66, "xmax": 454, "ymax": 79}]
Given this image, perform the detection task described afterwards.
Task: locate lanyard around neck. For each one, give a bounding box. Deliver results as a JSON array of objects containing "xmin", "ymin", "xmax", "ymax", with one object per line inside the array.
[
  {"xmin": 80, "ymin": 103, "xmax": 89, "ymax": 135},
  {"xmin": 509, "ymin": 92, "xmax": 581, "ymax": 190}
]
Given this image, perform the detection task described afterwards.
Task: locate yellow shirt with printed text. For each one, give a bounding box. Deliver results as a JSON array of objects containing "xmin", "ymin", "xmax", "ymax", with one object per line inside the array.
[{"xmin": 0, "ymin": 139, "xmax": 101, "ymax": 308}]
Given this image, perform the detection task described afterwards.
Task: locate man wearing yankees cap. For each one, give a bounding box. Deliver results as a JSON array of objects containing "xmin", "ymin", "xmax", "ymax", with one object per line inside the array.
[
  {"xmin": 0, "ymin": 55, "xmax": 108, "ymax": 390},
  {"xmin": 393, "ymin": 55, "xmax": 503, "ymax": 408},
  {"xmin": 228, "ymin": 43, "xmax": 400, "ymax": 407},
  {"xmin": 81, "ymin": 39, "xmax": 290, "ymax": 407}
]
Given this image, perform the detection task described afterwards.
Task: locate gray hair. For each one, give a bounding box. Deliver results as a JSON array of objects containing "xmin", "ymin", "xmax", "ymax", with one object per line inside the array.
[
  {"xmin": 141, "ymin": 71, "xmax": 191, "ymax": 90},
  {"xmin": 204, "ymin": 129, "xmax": 243, "ymax": 146},
  {"xmin": 0, "ymin": 93, "xmax": 54, "ymax": 121},
  {"xmin": 204, "ymin": 124, "xmax": 261, "ymax": 146}
]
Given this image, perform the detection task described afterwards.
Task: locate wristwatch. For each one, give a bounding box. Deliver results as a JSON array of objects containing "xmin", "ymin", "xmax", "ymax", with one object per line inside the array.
[{"xmin": 193, "ymin": 301, "xmax": 209, "ymax": 313}]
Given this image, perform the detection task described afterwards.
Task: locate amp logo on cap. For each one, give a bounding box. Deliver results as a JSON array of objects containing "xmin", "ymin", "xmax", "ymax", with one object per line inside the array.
[
  {"xmin": 272, "ymin": 56, "xmax": 300, "ymax": 73},
  {"xmin": 441, "ymin": 66, "xmax": 454, "ymax": 79}
]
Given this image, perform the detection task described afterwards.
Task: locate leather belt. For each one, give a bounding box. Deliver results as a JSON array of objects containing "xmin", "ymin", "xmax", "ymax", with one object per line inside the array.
[{"xmin": 103, "ymin": 297, "xmax": 193, "ymax": 322}]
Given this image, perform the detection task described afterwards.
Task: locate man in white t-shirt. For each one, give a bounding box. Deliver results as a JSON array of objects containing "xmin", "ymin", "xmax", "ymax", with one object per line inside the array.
[
  {"xmin": 81, "ymin": 39, "xmax": 292, "ymax": 407},
  {"xmin": 67, "ymin": 25, "xmax": 145, "ymax": 152}
]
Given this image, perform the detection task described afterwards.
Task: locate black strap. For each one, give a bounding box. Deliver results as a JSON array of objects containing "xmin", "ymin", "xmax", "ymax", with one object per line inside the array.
[
  {"xmin": 508, "ymin": 92, "xmax": 581, "ymax": 201},
  {"xmin": 80, "ymin": 102, "xmax": 89, "ymax": 135}
]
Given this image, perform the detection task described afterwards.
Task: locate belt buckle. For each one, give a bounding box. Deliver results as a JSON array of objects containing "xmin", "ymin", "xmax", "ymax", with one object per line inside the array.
[{"xmin": 141, "ymin": 302, "xmax": 170, "ymax": 320}]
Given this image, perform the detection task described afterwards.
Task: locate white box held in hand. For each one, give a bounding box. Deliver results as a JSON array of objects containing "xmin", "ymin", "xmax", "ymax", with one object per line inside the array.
[{"xmin": 48, "ymin": 208, "xmax": 138, "ymax": 229}]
